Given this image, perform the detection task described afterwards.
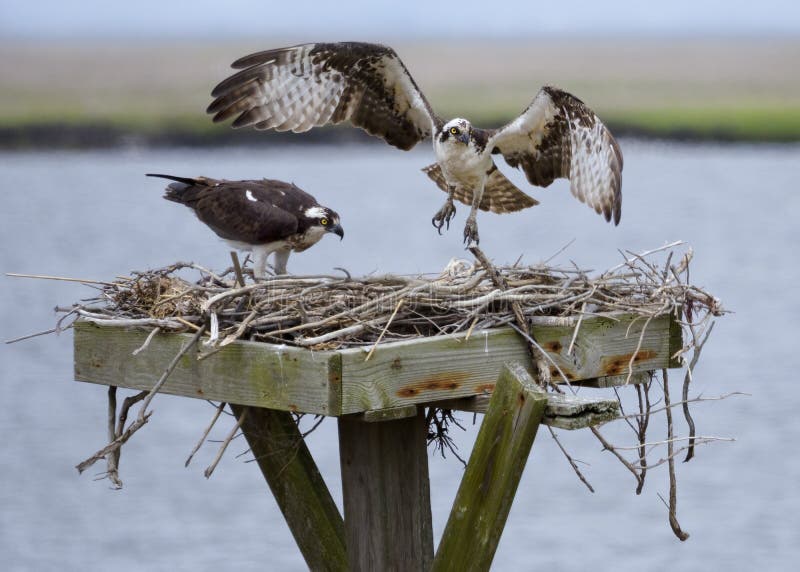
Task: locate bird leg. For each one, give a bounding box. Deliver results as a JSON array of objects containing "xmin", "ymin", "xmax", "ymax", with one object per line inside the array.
[
  {"xmin": 273, "ymin": 249, "xmax": 291, "ymax": 275},
  {"xmin": 431, "ymin": 186, "xmax": 457, "ymax": 234},
  {"xmin": 252, "ymin": 247, "xmax": 270, "ymax": 280},
  {"xmin": 463, "ymin": 215, "xmax": 480, "ymax": 245},
  {"xmin": 463, "ymin": 186, "xmax": 482, "ymax": 245}
]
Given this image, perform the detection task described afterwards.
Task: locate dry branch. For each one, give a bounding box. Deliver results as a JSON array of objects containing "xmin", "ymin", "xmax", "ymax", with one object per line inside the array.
[{"xmin": 46, "ymin": 242, "xmax": 721, "ymax": 355}]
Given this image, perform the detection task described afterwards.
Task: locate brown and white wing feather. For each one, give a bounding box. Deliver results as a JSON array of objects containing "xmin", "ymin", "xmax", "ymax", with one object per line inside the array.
[
  {"xmin": 208, "ymin": 42, "xmax": 440, "ymax": 150},
  {"xmin": 422, "ymin": 163, "xmax": 539, "ymax": 214},
  {"xmin": 488, "ymin": 86, "xmax": 623, "ymax": 224},
  {"xmin": 151, "ymin": 174, "xmax": 300, "ymax": 244}
]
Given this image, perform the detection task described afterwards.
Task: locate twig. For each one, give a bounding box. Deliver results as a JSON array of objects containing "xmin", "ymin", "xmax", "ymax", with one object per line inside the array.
[
  {"xmin": 682, "ymin": 321, "xmax": 715, "ymax": 462},
  {"xmin": 566, "ymin": 302, "xmax": 587, "ymax": 356},
  {"xmin": 364, "ymin": 298, "xmax": 404, "ymax": 361},
  {"xmin": 106, "ymin": 387, "xmax": 123, "ymax": 489},
  {"xmin": 186, "ymin": 402, "xmax": 227, "ymax": 467},
  {"xmin": 132, "ymin": 327, "xmax": 160, "ymax": 356},
  {"xmin": 615, "ymin": 391, "xmax": 746, "ymax": 420},
  {"xmin": 5, "ymin": 327, "xmax": 59, "ymax": 344},
  {"xmin": 116, "ymin": 391, "xmax": 148, "ymax": 436},
  {"xmin": 76, "ymin": 413, "xmax": 152, "ymax": 474},
  {"xmin": 6, "ymin": 272, "xmax": 116, "ymax": 286},
  {"xmin": 230, "ymin": 251, "xmax": 246, "ymax": 287},
  {"xmin": 470, "ymin": 245, "xmax": 550, "ymax": 385},
  {"xmin": 662, "ymin": 368, "xmax": 690, "ymax": 540},
  {"xmin": 204, "ymin": 407, "xmax": 247, "ymax": 478},
  {"xmin": 138, "ymin": 325, "xmax": 206, "ymax": 422},
  {"xmin": 608, "ymin": 435, "xmax": 733, "ymax": 451},
  {"xmin": 591, "ymin": 426, "xmax": 643, "ymax": 486},
  {"xmin": 548, "ymin": 427, "xmax": 594, "ymax": 492}
]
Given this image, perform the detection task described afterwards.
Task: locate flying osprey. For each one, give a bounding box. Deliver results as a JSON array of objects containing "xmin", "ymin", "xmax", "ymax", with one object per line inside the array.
[
  {"xmin": 149, "ymin": 174, "xmax": 343, "ymax": 278},
  {"xmin": 207, "ymin": 42, "xmax": 622, "ymax": 244}
]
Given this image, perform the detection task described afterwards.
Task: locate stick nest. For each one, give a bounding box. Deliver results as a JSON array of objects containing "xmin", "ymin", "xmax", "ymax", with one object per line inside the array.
[{"xmin": 71, "ymin": 242, "xmax": 722, "ymax": 353}]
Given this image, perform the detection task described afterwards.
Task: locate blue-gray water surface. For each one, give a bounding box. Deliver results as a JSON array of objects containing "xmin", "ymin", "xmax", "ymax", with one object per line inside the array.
[{"xmin": 1, "ymin": 141, "xmax": 798, "ymax": 571}]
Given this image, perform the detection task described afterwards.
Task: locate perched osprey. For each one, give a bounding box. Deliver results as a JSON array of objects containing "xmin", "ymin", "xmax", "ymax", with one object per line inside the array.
[
  {"xmin": 149, "ymin": 174, "xmax": 343, "ymax": 278},
  {"xmin": 207, "ymin": 42, "xmax": 623, "ymax": 245}
]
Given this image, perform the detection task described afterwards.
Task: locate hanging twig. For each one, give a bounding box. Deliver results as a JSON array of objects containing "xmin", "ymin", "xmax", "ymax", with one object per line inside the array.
[
  {"xmin": 105, "ymin": 386, "xmax": 123, "ymax": 489},
  {"xmin": 204, "ymin": 407, "xmax": 248, "ymax": 478},
  {"xmin": 185, "ymin": 401, "xmax": 227, "ymax": 467},
  {"xmin": 76, "ymin": 413, "xmax": 152, "ymax": 474},
  {"xmin": 661, "ymin": 368, "xmax": 690, "ymax": 540},
  {"xmin": 547, "ymin": 426, "xmax": 595, "ymax": 493},
  {"xmin": 138, "ymin": 325, "xmax": 207, "ymax": 422}
]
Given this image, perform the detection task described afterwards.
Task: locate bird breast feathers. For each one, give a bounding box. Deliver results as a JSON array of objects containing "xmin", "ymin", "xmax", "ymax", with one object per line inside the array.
[
  {"xmin": 291, "ymin": 225, "xmax": 328, "ymax": 252},
  {"xmin": 435, "ymin": 136, "xmax": 491, "ymax": 187}
]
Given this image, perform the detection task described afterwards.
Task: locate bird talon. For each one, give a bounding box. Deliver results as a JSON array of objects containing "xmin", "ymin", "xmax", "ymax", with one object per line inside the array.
[
  {"xmin": 462, "ymin": 219, "xmax": 480, "ymax": 245},
  {"xmin": 431, "ymin": 200, "xmax": 456, "ymax": 235}
]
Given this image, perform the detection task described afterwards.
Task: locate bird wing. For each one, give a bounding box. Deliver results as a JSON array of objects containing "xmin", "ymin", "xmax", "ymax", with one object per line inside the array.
[
  {"xmin": 208, "ymin": 42, "xmax": 441, "ymax": 150},
  {"xmin": 422, "ymin": 163, "xmax": 539, "ymax": 214},
  {"xmin": 155, "ymin": 177, "xmax": 301, "ymax": 244},
  {"xmin": 487, "ymin": 86, "xmax": 623, "ymax": 225}
]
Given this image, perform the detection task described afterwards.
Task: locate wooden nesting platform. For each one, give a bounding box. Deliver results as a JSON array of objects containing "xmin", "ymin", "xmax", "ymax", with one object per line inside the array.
[
  {"xmin": 74, "ymin": 311, "xmax": 680, "ymax": 421},
  {"xmin": 72, "ymin": 311, "xmax": 682, "ymax": 571}
]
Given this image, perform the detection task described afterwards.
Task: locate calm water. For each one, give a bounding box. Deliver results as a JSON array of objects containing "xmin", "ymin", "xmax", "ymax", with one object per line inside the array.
[{"xmin": 1, "ymin": 141, "xmax": 798, "ymax": 571}]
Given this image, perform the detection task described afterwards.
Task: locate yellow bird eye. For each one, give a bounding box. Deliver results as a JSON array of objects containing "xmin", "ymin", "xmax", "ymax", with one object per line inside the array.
[
  {"xmin": 320, "ymin": 218, "xmax": 328, "ymax": 226},
  {"xmin": 450, "ymin": 127, "xmax": 458, "ymax": 135}
]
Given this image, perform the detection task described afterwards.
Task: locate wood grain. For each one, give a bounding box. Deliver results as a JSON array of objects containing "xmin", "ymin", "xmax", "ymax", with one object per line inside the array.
[
  {"xmin": 73, "ymin": 321, "xmax": 339, "ymax": 415},
  {"xmin": 338, "ymin": 410, "xmax": 434, "ymax": 571},
  {"xmin": 232, "ymin": 404, "xmax": 347, "ymax": 571},
  {"xmin": 432, "ymin": 363, "xmax": 547, "ymax": 571},
  {"xmin": 338, "ymin": 313, "xmax": 679, "ymax": 413}
]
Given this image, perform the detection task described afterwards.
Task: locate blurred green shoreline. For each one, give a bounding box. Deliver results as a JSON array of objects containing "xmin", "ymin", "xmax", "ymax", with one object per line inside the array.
[
  {"xmin": 3, "ymin": 39, "xmax": 799, "ymax": 148},
  {"xmin": 2, "ymin": 106, "xmax": 799, "ymax": 149}
]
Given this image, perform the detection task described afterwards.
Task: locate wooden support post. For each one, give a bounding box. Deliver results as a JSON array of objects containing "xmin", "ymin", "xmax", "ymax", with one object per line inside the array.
[
  {"xmin": 432, "ymin": 363, "xmax": 548, "ymax": 572},
  {"xmin": 338, "ymin": 409, "xmax": 434, "ymax": 571},
  {"xmin": 230, "ymin": 404, "xmax": 348, "ymax": 572}
]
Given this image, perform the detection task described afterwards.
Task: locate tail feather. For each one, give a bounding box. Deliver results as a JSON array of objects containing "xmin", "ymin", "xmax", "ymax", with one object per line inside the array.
[
  {"xmin": 146, "ymin": 173, "xmax": 200, "ymax": 186},
  {"xmin": 147, "ymin": 173, "xmax": 203, "ymax": 204},
  {"xmin": 422, "ymin": 163, "xmax": 538, "ymax": 214}
]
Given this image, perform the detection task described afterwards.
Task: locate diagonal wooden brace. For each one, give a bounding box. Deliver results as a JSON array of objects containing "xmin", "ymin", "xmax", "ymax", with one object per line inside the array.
[
  {"xmin": 432, "ymin": 362, "xmax": 548, "ymax": 571},
  {"xmin": 231, "ymin": 405, "xmax": 348, "ymax": 571}
]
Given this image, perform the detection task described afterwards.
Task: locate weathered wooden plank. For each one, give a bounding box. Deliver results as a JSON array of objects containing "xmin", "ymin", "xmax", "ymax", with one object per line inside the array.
[
  {"xmin": 338, "ymin": 410, "xmax": 434, "ymax": 571},
  {"xmin": 436, "ymin": 390, "xmax": 620, "ymax": 430},
  {"xmin": 231, "ymin": 404, "xmax": 348, "ymax": 571},
  {"xmin": 73, "ymin": 312, "xmax": 680, "ymax": 417},
  {"xmin": 73, "ymin": 321, "xmax": 340, "ymax": 415},
  {"xmin": 361, "ymin": 404, "xmax": 418, "ymax": 422},
  {"xmin": 431, "ymin": 362, "xmax": 547, "ymax": 571},
  {"xmin": 338, "ymin": 313, "xmax": 679, "ymax": 413}
]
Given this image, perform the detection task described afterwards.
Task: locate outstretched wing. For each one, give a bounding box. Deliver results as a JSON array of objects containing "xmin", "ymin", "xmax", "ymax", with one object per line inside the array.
[
  {"xmin": 422, "ymin": 163, "xmax": 539, "ymax": 214},
  {"xmin": 488, "ymin": 86, "xmax": 623, "ymax": 224},
  {"xmin": 208, "ymin": 42, "xmax": 441, "ymax": 150}
]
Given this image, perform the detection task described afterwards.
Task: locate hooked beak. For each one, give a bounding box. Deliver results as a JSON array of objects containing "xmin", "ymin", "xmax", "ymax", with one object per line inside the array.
[
  {"xmin": 457, "ymin": 132, "xmax": 470, "ymax": 145},
  {"xmin": 329, "ymin": 223, "xmax": 344, "ymax": 240}
]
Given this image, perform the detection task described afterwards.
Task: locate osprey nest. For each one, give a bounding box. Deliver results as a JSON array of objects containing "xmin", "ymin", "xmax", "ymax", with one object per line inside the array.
[
  {"xmin": 44, "ymin": 242, "xmax": 730, "ymax": 540},
  {"xmin": 63, "ymin": 242, "xmax": 721, "ymax": 355}
]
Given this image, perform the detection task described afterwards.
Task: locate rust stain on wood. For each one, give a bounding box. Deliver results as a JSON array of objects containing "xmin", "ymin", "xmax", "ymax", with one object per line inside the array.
[
  {"xmin": 549, "ymin": 365, "xmax": 576, "ymax": 381},
  {"xmin": 601, "ymin": 350, "xmax": 658, "ymax": 376},
  {"xmin": 544, "ymin": 340, "xmax": 563, "ymax": 353},
  {"xmin": 396, "ymin": 372, "xmax": 470, "ymax": 398},
  {"xmin": 476, "ymin": 383, "xmax": 495, "ymax": 394}
]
